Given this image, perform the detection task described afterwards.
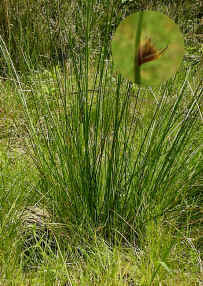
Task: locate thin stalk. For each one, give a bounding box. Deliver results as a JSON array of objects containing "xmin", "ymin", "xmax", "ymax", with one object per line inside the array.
[{"xmin": 134, "ymin": 11, "xmax": 144, "ymax": 84}]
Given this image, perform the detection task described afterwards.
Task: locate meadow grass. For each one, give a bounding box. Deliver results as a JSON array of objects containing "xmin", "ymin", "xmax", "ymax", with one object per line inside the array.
[{"xmin": 0, "ymin": 1, "xmax": 202, "ymax": 285}]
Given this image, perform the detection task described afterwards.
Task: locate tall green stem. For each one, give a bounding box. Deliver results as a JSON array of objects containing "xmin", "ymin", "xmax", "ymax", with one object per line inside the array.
[{"xmin": 134, "ymin": 11, "xmax": 144, "ymax": 85}]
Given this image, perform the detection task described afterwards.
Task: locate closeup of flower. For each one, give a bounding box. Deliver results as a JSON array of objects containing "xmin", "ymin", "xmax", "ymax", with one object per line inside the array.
[{"xmin": 137, "ymin": 37, "xmax": 168, "ymax": 66}]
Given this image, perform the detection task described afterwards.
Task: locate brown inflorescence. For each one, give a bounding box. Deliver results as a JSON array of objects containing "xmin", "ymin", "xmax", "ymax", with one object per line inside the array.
[{"xmin": 138, "ymin": 37, "xmax": 168, "ymax": 66}]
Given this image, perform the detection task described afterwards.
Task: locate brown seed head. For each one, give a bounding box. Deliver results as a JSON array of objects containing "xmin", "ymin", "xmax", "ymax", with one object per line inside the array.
[{"xmin": 138, "ymin": 37, "xmax": 168, "ymax": 66}]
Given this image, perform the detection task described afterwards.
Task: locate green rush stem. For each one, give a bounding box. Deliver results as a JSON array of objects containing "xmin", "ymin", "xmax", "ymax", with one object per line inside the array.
[{"xmin": 134, "ymin": 11, "xmax": 144, "ymax": 85}]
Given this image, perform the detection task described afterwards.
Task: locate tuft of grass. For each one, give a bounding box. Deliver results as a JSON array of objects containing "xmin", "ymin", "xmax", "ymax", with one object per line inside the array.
[
  {"xmin": 2, "ymin": 24, "xmax": 201, "ymax": 248},
  {"xmin": 0, "ymin": 1, "xmax": 202, "ymax": 284}
]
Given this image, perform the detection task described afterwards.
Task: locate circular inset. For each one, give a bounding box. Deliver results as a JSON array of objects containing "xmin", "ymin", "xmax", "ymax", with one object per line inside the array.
[{"xmin": 111, "ymin": 11, "xmax": 185, "ymax": 86}]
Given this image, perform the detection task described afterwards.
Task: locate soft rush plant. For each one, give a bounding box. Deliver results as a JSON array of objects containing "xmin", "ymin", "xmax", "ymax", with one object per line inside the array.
[
  {"xmin": 0, "ymin": 0, "xmax": 202, "ymax": 283},
  {"xmin": 1, "ymin": 0, "xmax": 201, "ymax": 244}
]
